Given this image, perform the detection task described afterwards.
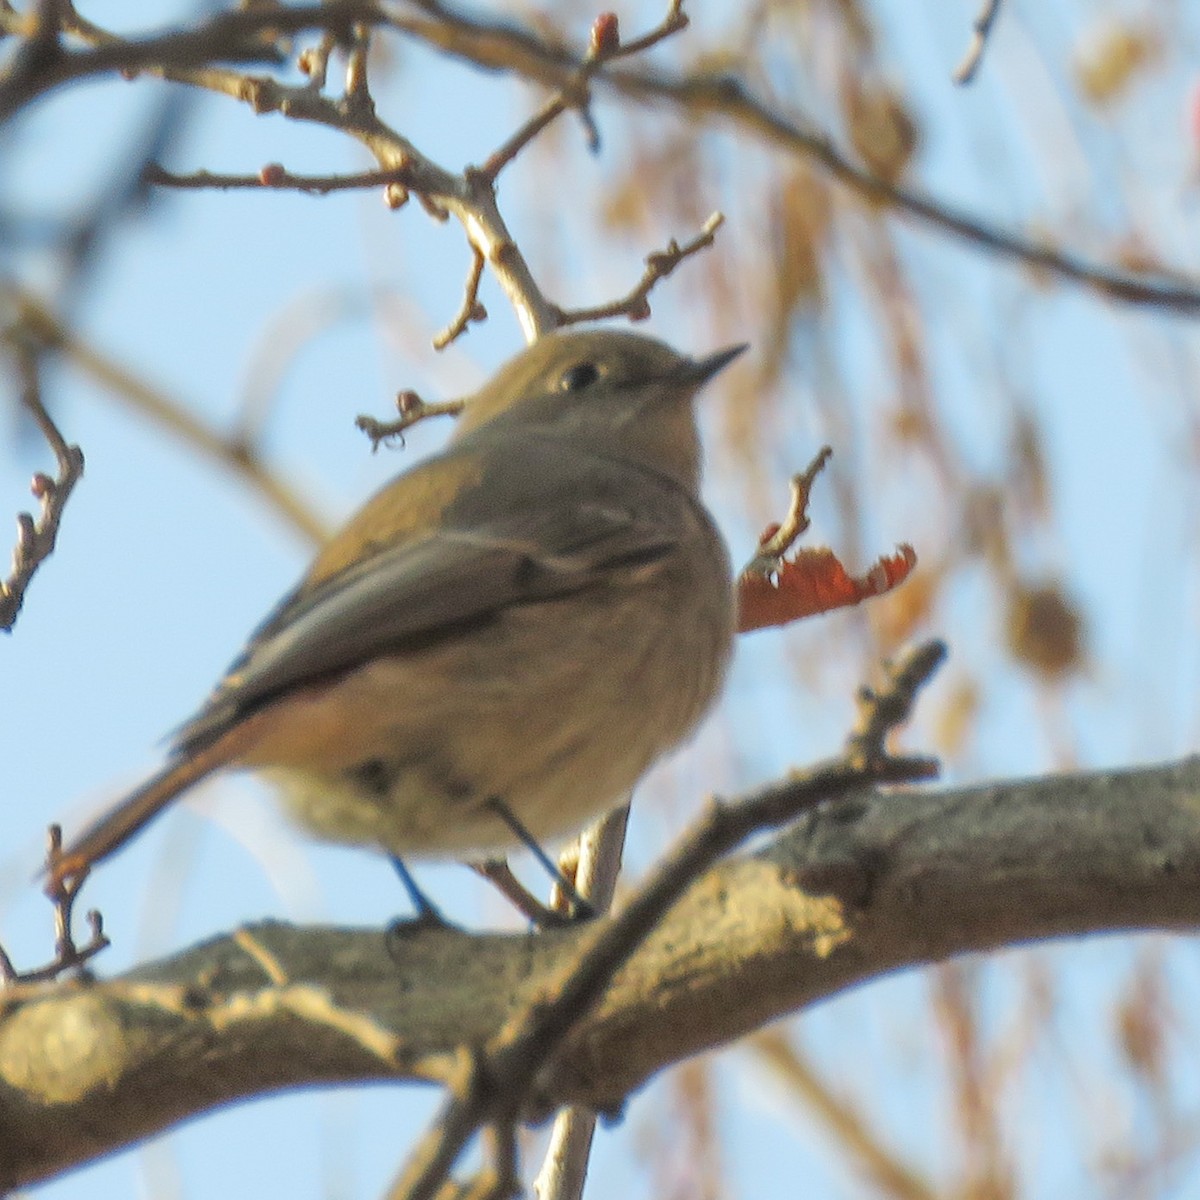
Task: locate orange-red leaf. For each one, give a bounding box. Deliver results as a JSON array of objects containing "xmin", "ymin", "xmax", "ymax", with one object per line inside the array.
[{"xmin": 736, "ymin": 544, "xmax": 917, "ymax": 633}]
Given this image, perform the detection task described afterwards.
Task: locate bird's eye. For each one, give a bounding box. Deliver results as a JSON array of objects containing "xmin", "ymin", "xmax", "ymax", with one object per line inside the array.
[{"xmin": 559, "ymin": 361, "xmax": 601, "ymax": 392}]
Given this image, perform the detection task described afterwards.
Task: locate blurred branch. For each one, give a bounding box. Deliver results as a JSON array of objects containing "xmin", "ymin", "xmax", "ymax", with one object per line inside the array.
[
  {"xmin": 953, "ymin": 0, "xmax": 1003, "ymax": 85},
  {"xmin": 749, "ymin": 1030, "xmax": 938, "ymax": 1200},
  {"xmin": 0, "ymin": 326, "xmax": 84, "ymax": 632},
  {"xmin": 9, "ymin": 290, "xmax": 328, "ymax": 546},
  {"xmin": 0, "ymin": 1, "xmax": 344, "ymax": 119},
  {"xmin": 932, "ymin": 963, "xmax": 1014, "ymax": 1195},
  {"xmin": 3, "ymin": 753, "xmax": 1200, "ymax": 1189},
  {"xmin": 386, "ymin": 4, "xmax": 1200, "ymax": 316}
]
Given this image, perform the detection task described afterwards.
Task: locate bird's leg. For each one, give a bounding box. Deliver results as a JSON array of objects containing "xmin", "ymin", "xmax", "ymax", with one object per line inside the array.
[
  {"xmin": 482, "ymin": 798, "xmax": 596, "ymax": 922},
  {"xmin": 387, "ymin": 854, "xmax": 450, "ymax": 929}
]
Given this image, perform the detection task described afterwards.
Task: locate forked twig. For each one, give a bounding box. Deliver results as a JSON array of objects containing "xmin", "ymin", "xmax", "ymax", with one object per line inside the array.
[
  {"xmin": 477, "ymin": 4, "xmax": 689, "ymax": 181},
  {"xmin": 0, "ymin": 336, "xmax": 85, "ymax": 632},
  {"xmin": 554, "ymin": 212, "xmax": 725, "ymax": 326},
  {"xmin": 0, "ymin": 826, "xmax": 110, "ymax": 986},
  {"xmin": 355, "ymin": 389, "xmax": 466, "ymax": 448}
]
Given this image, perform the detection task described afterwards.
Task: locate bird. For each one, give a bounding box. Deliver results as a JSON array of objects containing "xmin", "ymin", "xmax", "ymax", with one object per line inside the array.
[{"xmin": 48, "ymin": 328, "xmax": 744, "ymax": 916}]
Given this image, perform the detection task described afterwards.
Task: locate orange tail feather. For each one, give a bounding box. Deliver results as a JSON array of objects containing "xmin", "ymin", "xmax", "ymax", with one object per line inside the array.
[{"xmin": 48, "ymin": 735, "xmax": 242, "ymax": 891}]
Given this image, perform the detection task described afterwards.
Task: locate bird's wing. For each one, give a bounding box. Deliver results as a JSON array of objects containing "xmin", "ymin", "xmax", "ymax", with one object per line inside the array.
[{"xmin": 173, "ymin": 484, "xmax": 678, "ymax": 752}]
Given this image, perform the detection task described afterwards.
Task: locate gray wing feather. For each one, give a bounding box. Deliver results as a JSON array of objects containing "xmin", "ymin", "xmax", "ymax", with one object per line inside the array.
[{"xmin": 174, "ymin": 501, "xmax": 676, "ymax": 751}]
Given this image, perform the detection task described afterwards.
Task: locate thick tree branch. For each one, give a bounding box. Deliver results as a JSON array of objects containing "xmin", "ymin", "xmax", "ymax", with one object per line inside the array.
[{"xmin": 1, "ymin": 756, "xmax": 1197, "ymax": 1189}]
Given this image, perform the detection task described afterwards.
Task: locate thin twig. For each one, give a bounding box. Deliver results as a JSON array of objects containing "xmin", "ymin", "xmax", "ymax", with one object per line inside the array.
[
  {"xmin": 388, "ymin": 642, "xmax": 946, "ymax": 1200},
  {"xmin": 478, "ymin": 93, "xmax": 580, "ymax": 181},
  {"xmin": 743, "ymin": 444, "xmax": 832, "ymax": 571},
  {"xmin": 476, "ymin": 3, "xmax": 690, "ymax": 181},
  {"xmin": 847, "ymin": 641, "xmax": 948, "ymax": 770},
  {"xmin": 953, "ymin": 0, "xmax": 1003, "ymax": 86},
  {"xmin": 356, "ymin": 389, "xmax": 466, "ymax": 447},
  {"xmin": 144, "ymin": 162, "xmax": 414, "ymax": 195},
  {"xmin": 433, "ymin": 247, "xmax": 487, "ymax": 349},
  {"xmin": 0, "ymin": 825, "xmax": 110, "ymax": 986},
  {"xmin": 554, "ymin": 212, "xmax": 725, "ymax": 326},
  {"xmin": 297, "ymin": 28, "xmax": 337, "ymax": 90},
  {"xmin": 0, "ymin": 334, "xmax": 85, "ymax": 632}
]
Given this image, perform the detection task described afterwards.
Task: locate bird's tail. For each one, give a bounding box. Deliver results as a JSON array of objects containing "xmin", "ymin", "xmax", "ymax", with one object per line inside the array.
[{"xmin": 47, "ymin": 736, "xmax": 239, "ymax": 891}]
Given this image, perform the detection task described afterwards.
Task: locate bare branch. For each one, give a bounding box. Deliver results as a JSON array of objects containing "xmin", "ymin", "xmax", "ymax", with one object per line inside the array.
[
  {"xmin": 8, "ymin": 2, "xmax": 1200, "ymax": 314},
  {"xmin": 355, "ymin": 389, "xmax": 466, "ymax": 449},
  {"xmin": 554, "ymin": 212, "xmax": 725, "ymax": 326},
  {"xmin": 433, "ymin": 247, "xmax": 487, "ymax": 349},
  {"xmin": 144, "ymin": 162, "xmax": 415, "ymax": 196},
  {"xmin": 0, "ymin": 827, "xmax": 109, "ymax": 985},
  {"xmin": 0, "ymin": 330, "xmax": 84, "ymax": 632},
  {"xmin": 846, "ymin": 641, "xmax": 949, "ymax": 770},
  {"xmin": 478, "ymin": 92, "xmax": 583, "ymax": 183},
  {"xmin": 385, "ymin": 7, "xmax": 1200, "ymax": 317},
  {"xmin": 743, "ymin": 444, "xmax": 832, "ymax": 570},
  {"xmin": 954, "ymin": 0, "xmax": 1003, "ymax": 86},
  {"xmin": 4, "ymin": 5, "xmax": 560, "ymax": 343},
  {"xmin": 4, "ymin": 755, "xmax": 1200, "ymax": 1189},
  {"xmin": 476, "ymin": 3, "xmax": 690, "ymax": 181},
  {"xmin": 2, "ymin": 4, "xmax": 722, "ymax": 346},
  {"xmin": 344, "ymin": 20, "xmax": 372, "ymax": 110},
  {"xmin": 533, "ymin": 806, "xmax": 631, "ymax": 1200},
  {"xmin": 297, "ymin": 29, "xmax": 338, "ymax": 91},
  {"xmin": 0, "ymin": 1, "xmax": 366, "ymax": 120},
  {"xmin": 469, "ymin": 860, "xmax": 565, "ymax": 928}
]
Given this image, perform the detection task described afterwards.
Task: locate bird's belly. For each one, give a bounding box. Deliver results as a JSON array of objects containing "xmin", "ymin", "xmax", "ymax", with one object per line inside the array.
[
  {"xmin": 247, "ymin": 586, "xmax": 731, "ymax": 858},
  {"xmin": 264, "ymin": 721, "xmax": 648, "ymax": 858}
]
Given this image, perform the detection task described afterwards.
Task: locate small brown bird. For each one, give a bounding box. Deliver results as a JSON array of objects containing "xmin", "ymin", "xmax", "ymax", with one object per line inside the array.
[{"xmin": 51, "ymin": 329, "xmax": 743, "ymax": 908}]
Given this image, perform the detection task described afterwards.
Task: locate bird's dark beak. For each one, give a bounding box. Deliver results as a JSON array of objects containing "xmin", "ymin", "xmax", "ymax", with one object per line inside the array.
[{"xmin": 680, "ymin": 343, "xmax": 749, "ymax": 385}]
